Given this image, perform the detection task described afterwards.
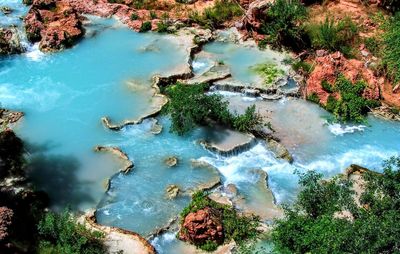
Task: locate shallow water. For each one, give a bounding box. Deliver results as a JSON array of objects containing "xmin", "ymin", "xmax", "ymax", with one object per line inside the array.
[
  {"xmin": 2, "ymin": 8, "xmax": 400, "ymax": 253},
  {"xmin": 1, "ymin": 19, "xmax": 188, "ymax": 210}
]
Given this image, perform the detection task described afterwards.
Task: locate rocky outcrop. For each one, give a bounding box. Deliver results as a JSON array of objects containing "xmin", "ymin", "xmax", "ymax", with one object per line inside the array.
[
  {"xmin": 165, "ymin": 184, "xmax": 180, "ymax": 199},
  {"xmin": 24, "ymin": 0, "xmax": 85, "ymax": 52},
  {"xmin": 0, "ymin": 207, "xmax": 13, "ymax": 241},
  {"xmin": 0, "ymin": 109, "xmax": 24, "ymax": 126},
  {"xmin": 0, "ymin": 28, "xmax": 24, "ymax": 55},
  {"xmin": 371, "ymin": 103, "xmax": 400, "ymax": 121},
  {"xmin": 305, "ymin": 51, "xmax": 381, "ymax": 105},
  {"xmin": 164, "ymin": 156, "xmax": 178, "ymax": 167},
  {"xmin": 94, "ymin": 146, "xmax": 134, "ymax": 173},
  {"xmin": 266, "ymin": 138, "xmax": 293, "ymax": 163},
  {"xmin": 179, "ymin": 207, "xmax": 224, "ymax": 245},
  {"xmin": 83, "ymin": 210, "xmax": 156, "ymax": 254}
]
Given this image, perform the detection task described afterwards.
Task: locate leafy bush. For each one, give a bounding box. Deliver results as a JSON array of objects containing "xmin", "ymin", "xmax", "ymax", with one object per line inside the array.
[
  {"xmin": 181, "ymin": 191, "xmax": 260, "ymax": 251},
  {"xmin": 292, "ymin": 60, "xmax": 313, "ymax": 74},
  {"xmin": 189, "ymin": 0, "xmax": 243, "ymax": 29},
  {"xmin": 139, "ymin": 21, "xmax": 152, "ymax": 32},
  {"xmin": 260, "ymin": 0, "xmax": 309, "ymax": 51},
  {"xmin": 130, "ymin": 12, "xmax": 139, "ymax": 20},
  {"xmin": 364, "ymin": 37, "xmax": 380, "ymax": 56},
  {"xmin": 382, "ymin": 13, "xmax": 400, "ymax": 84},
  {"xmin": 156, "ymin": 21, "xmax": 169, "ymax": 33},
  {"xmin": 321, "ymin": 80, "xmax": 334, "ymax": 93},
  {"xmin": 308, "ymin": 17, "xmax": 358, "ymax": 57},
  {"xmin": 165, "ymin": 83, "xmax": 263, "ymax": 135},
  {"xmin": 149, "ymin": 11, "xmax": 157, "ymax": 19},
  {"xmin": 38, "ymin": 210, "xmax": 105, "ymax": 254},
  {"xmin": 307, "ymin": 92, "xmax": 320, "ymax": 104},
  {"xmin": 272, "ymin": 157, "xmax": 400, "ymax": 254},
  {"xmin": 327, "ymin": 75, "xmax": 373, "ymax": 122}
]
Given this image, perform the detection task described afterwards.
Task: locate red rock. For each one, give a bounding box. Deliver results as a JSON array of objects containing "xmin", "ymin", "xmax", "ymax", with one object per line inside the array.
[
  {"xmin": 0, "ymin": 207, "xmax": 13, "ymax": 241},
  {"xmin": 179, "ymin": 207, "xmax": 224, "ymax": 245},
  {"xmin": 305, "ymin": 52, "xmax": 381, "ymax": 105}
]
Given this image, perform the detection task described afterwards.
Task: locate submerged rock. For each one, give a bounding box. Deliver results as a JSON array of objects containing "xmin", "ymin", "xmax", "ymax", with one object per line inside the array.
[
  {"xmin": 0, "ymin": 6, "xmax": 13, "ymax": 15},
  {"xmin": 266, "ymin": 138, "xmax": 293, "ymax": 163},
  {"xmin": 179, "ymin": 207, "xmax": 224, "ymax": 246},
  {"xmin": 94, "ymin": 146, "xmax": 134, "ymax": 173},
  {"xmin": 165, "ymin": 184, "xmax": 180, "ymax": 199},
  {"xmin": 0, "ymin": 28, "xmax": 24, "ymax": 55},
  {"xmin": 164, "ymin": 156, "xmax": 178, "ymax": 167}
]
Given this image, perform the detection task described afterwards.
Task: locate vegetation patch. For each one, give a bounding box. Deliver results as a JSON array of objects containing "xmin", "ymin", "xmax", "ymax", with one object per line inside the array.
[
  {"xmin": 189, "ymin": 0, "xmax": 243, "ymax": 29},
  {"xmin": 382, "ymin": 13, "xmax": 400, "ymax": 85},
  {"xmin": 164, "ymin": 83, "xmax": 264, "ymax": 135},
  {"xmin": 307, "ymin": 17, "xmax": 359, "ymax": 57},
  {"xmin": 38, "ymin": 210, "xmax": 106, "ymax": 254},
  {"xmin": 250, "ymin": 63, "xmax": 285, "ymax": 85},
  {"xmin": 180, "ymin": 191, "xmax": 260, "ymax": 252},
  {"xmin": 139, "ymin": 21, "xmax": 152, "ymax": 32},
  {"xmin": 272, "ymin": 157, "xmax": 400, "ymax": 254},
  {"xmin": 259, "ymin": 0, "xmax": 309, "ymax": 51}
]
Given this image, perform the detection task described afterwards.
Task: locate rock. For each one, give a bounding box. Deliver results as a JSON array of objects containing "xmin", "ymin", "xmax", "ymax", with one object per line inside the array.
[
  {"xmin": 150, "ymin": 120, "xmax": 162, "ymax": 134},
  {"xmin": 187, "ymin": 64, "xmax": 231, "ymax": 85},
  {"xmin": 0, "ymin": 109, "xmax": 24, "ymax": 125},
  {"xmin": 164, "ymin": 156, "xmax": 178, "ymax": 167},
  {"xmin": 165, "ymin": 184, "xmax": 180, "ymax": 199},
  {"xmin": 94, "ymin": 146, "xmax": 134, "ymax": 173},
  {"xmin": 179, "ymin": 207, "xmax": 224, "ymax": 245},
  {"xmin": 24, "ymin": 0, "xmax": 85, "ymax": 52},
  {"xmin": 242, "ymin": 0, "xmax": 275, "ymax": 31},
  {"xmin": 305, "ymin": 51, "xmax": 380, "ymax": 105},
  {"xmin": 1, "ymin": 6, "xmax": 13, "ymax": 15},
  {"xmin": 23, "ymin": 0, "xmax": 33, "ymax": 5},
  {"xmin": 0, "ymin": 28, "xmax": 24, "ymax": 55},
  {"xmin": 0, "ymin": 207, "xmax": 13, "ymax": 241},
  {"xmin": 370, "ymin": 104, "xmax": 400, "ymax": 121},
  {"xmin": 266, "ymin": 138, "xmax": 293, "ymax": 163}
]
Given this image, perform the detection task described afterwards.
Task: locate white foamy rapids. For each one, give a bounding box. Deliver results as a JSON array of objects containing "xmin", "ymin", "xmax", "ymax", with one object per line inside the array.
[
  {"xmin": 25, "ymin": 43, "xmax": 45, "ymax": 62},
  {"xmin": 327, "ymin": 122, "xmax": 366, "ymax": 136},
  {"xmin": 192, "ymin": 60, "xmax": 207, "ymax": 71},
  {"xmin": 151, "ymin": 231, "xmax": 178, "ymax": 253}
]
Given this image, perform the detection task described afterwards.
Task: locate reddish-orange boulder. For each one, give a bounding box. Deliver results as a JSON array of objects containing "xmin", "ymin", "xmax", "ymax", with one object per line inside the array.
[{"xmin": 179, "ymin": 207, "xmax": 224, "ymax": 245}]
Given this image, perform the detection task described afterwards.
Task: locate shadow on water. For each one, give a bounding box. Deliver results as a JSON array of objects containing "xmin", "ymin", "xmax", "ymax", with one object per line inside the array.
[{"xmin": 26, "ymin": 153, "xmax": 94, "ymax": 210}]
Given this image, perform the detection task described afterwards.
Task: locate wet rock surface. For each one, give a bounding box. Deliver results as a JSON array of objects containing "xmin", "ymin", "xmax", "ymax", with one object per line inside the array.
[
  {"xmin": 165, "ymin": 184, "xmax": 180, "ymax": 199},
  {"xmin": 0, "ymin": 28, "xmax": 24, "ymax": 55},
  {"xmin": 0, "ymin": 109, "xmax": 24, "ymax": 125},
  {"xmin": 24, "ymin": 0, "xmax": 85, "ymax": 52},
  {"xmin": 266, "ymin": 138, "xmax": 293, "ymax": 163},
  {"xmin": 179, "ymin": 207, "xmax": 224, "ymax": 245},
  {"xmin": 164, "ymin": 156, "xmax": 178, "ymax": 167}
]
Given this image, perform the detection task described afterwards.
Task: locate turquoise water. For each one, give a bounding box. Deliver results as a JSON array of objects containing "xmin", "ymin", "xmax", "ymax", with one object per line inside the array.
[
  {"xmin": 1, "ymin": 7, "xmax": 400, "ymax": 253},
  {"xmin": 0, "ymin": 0, "xmax": 27, "ymax": 27},
  {"xmin": 1, "ymin": 19, "xmax": 188, "ymax": 210}
]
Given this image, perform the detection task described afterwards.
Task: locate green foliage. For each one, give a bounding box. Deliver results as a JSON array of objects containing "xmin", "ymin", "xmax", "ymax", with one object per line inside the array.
[
  {"xmin": 189, "ymin": 0, "xmax": 243, "ymax": 29},
  {"xmin": 272, "ymin": 157, "xmax": 400, "ymax": 254},
  {"xmin": 308, "ymin": 17, "xmax": 358, "ymax": 57},
  {"xmin": 321, "ymin": 80, "xmax": 334, "ymax": 93},
  {"xmin": 130, "ymin": 12, "xmax": 139, "ymax": 20},
  {"xmin": 38, "ymin": 210, "xmax": 105, "ymax": 254},
  {"xmin": 139, "ymin": 21, "xmax": 152, "ymax": 32},
  {"xmin": 149, "ymin": 11, "xmax": 157, "ymax": 19},
  {"xmin": 307, "ymin": 92, "xmax": 320, "ymax": 104},
  {"xmin": 364, "ymin": 37, "xmax": 381, "ymax": 56},
  {"xmin": 250, "ymin": 63, "xmax": 285, "ymax": 85},
  {"xmin": 165, "ymin": 83, "xmax": 263, "ymax": 135},
  {"xmin": 326, "ymin": 75, "xmax": 373, "ymax": 122},
  {"xmin": 156, "ymin": 21, "xmax": 169, "ymax": 33},
  {"xmin": 291, "ymin": 60, "xmax": 313, "ymax": 74},
  {"xmin": 382, "ymin": 13, "xmax": 400, "ymax": 84},
  {"xmin": 181, "ymin": 191, "xmax": 260, "ymax": 251},
  {"xmin": 260, "ymin": 0, "xmax": 309, "ymax": 51}
]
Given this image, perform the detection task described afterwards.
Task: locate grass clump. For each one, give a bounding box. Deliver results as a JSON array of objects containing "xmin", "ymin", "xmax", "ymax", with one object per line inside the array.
[
  {"xmin": 130, "ymin": 12, "xmax": 139, "ymax": 20},
  {"xmin": 189, "ymin": 0, "xmax": 243, "ymax": 29},
  {"xmin": 38, "ymin": 210, "xmax": 105, "ymax": 254},
  {"xmin": 272, "ymin": 157, "xmax": 400, "ymax": 254},
  {"xmin": 382, "ymin": 13, "xmax": 400, "ymax": 85},
  {"xmin": 164, "ymin": 83, "xmax": 264, "ymax": 135},
  {"xmin": 259, "ymin": 0, "xmax": 309, "ymax": 51},
  {"xmin": 250, "ymin": 62, "xmax": 284, "ymax": 85},
  {"xmin": 180, "ymin": 191, "xmax": 260, "ymax": 252},
  {"xmin": 308, "ymin": 17, "xmax": 359, "ymax": 57},
  {"xmin": 139, "ymin": 21, "xmax": 152, "ymax": 32},
  {"xmin": 291, "ymin": 60, "xmax": 313, "ymax": 75},
  {"xmin": 321, "ymin": 80, "xmax": 334, "ymax": 93},
  {"xmin": 307, "ymin": 92, "xmax": 320, "ymax": 104}
]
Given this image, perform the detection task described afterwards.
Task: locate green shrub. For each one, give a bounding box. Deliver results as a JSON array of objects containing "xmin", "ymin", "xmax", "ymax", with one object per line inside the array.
[
  {"xmin": 260, "ymin": 0, "xmax": 309, "ymax": 51},
  {"xmin": 130, "ymin": 12, "xmax": 139, "ymax": 20},
  {"xmin": 307, "ymin": 92, "xmax": 320, "ymax": 104},
  {"xmin": 325, "ymin": 95, "xmax": 338, "ymax": 112},
  {"xmin": 308, "ymin": 17, "xmax": 358, "ymax": 57},
  {"xmin": 364, "ymin": 37, "xmax": 381, "ymax": 56},
  {"xmin": 292, "ymin": 60, "xmax": 313, "ymax": 74},
  {"xmin": 165, "ymin": 83, "xmax": 264, "ymax": 135},
  {"xmin": 139, "ymin": 21, "xmax": 152, "ymax": 32},
  {"xmin": 38, "ymin": 210, "xmax": 105, "ymax": 254},
  {"xmin": 382, "ymin": 13, "xmax": 400, "ymax": 84},
  {"xmin": 150, "ymin": 11, "xmax": 157, "ymax": 19},
  {"xmin": 189, "ymin": 0, "xmax": 243, "ymax": 29},
  {"xmin": 181, "ymin": 191, "xmax": 260, "ymax": 251},
  {"xmin": 321, "ymin": 80, "xmax": 334, "ymax": 93},
  {"xmin": 272, "ymin": 157, "xmax": 400, "ymax": 254},
  {"xmin": 156, "ymin": 21, "xmax": 169, "ymax": 33}
]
